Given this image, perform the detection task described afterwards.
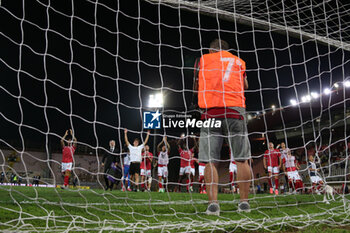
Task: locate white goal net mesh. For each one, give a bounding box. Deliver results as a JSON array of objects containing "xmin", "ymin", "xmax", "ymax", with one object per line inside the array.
[{"xmin": 1, "ymin": 0, "xmax": 350, "ymax": 232}]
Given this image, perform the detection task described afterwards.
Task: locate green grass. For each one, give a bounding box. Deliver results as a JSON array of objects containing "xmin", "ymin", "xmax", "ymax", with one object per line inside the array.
[{"xmin": 0, "ymin": 186, "xmax": 350, "ymax": 232}]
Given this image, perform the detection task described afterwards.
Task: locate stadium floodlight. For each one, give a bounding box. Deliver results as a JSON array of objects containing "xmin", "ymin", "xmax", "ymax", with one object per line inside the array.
[
  {"xmin": 344, "ymin": 80, "xmax": 350, "ymax": 88},
  {"xmin": 334, "ymin": 83, "xmax": 339, "ymax": 88},
  {"xmin": 148, "ymin": 93, "xmax": 164, "ymax": 108},
  {"xmin": 324, "ymin": 88, "xmax": 331, "ymax": 95},
  {"xmin": 310, "ymin": 92, "xmax": 319, "ymax": 99},
  {"xmin": 271, "ymin": 105, "xmax": 276, "ymax": 111},
  {"xmin": 301, "ymin": 95, "xmax": 311, "ymax": 103},
  {"xmin": 290, "ymin": 99, "xmax": 297, "ymax": 106}
]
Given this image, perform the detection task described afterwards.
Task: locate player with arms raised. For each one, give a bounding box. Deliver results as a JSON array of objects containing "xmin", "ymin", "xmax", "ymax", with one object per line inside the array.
[
  {"xmin": 124, "ymin": 129, "xmax": 150, "ymax": 192},
  {"xmin": 60, "ymin": 129, "xmax": 77, "ymax": 189},
  {"xmin": 176, "ymin": 135, "xmax": 197, "ymax": 192},
  {"xmin": 263, "ymin": 142, "xmax": 282, "ymax": 195},
  {"xmin": 196, "ymin": 39, "xmax": 252, "ymax": 214},
  {"xmin": 156, "ymin": 136, "xmax": 170, "ymax": 193}
]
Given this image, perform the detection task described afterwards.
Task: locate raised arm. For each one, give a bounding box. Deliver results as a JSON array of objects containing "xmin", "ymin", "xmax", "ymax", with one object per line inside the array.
[
  {"xmin": 177, "ymin": 138, "xmax": 182, "ymax": 150},
  {"xmin": 61, "ymin": 130, "xmax": 68, "ymax": 149},
  {"xmin": 143, "ymin": 130, "xmax": 151, "ymax": 146},
  {"xmin": 157, "ymin": 140, "xmax": 163, "ymax": 153},
  {"xmin": 165, "ymin": 136, "xmax": 171, "ymax": 153},
  {"xmin": 124, "ymin": 129, "xmax": 130, "ymax": 147},
  {"xmin": 70, "ymin": 129, "xmax": 77, "ymax": 147},
  {"xmin": 157, "ymin": 136, "xmax": 171, "ymax": 153}
]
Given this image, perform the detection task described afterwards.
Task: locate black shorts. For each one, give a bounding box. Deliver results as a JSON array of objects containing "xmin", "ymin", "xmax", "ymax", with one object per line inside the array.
[{"xmin": 129, "ymin": 162, "xmax": 140, "ymax": 175}]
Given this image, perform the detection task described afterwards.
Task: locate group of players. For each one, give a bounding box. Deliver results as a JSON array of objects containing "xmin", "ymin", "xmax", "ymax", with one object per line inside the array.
[
  {"xmin": 59, "ymin": 129, "xmax": 325, "ymax": 195},
  {"xmin": 59, "ymin": 128, "xmax": 325, "ymax": 197},
  {"xmin": 263, "ymin": 141, "xmax": 324, "ymax": 195},
  {"xmin": 122, "ymin": 131, "xmax": 205, "ymax": 193}
]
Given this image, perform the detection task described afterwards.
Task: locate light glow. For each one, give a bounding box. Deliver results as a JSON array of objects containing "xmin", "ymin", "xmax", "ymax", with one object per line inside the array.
[
  {"xmin": 148, "ymin": 93, "xmax": 164, "ymax": 108},
  {"xmin": 290, "ymin": 99, "xmax": 297, "ymax": 106},
  {"xmin": 324, "ymin": 88, "xmax": 331, "ymax": 95},
  {"xmin": 311, "ymin": 92, "xmax": 319, "ymax": 99},
  {"xmin": 344, "ymin": 80, "xmax": 350, "ymax": 87}
]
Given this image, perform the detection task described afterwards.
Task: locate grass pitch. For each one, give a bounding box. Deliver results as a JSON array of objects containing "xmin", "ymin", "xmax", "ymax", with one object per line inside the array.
[{"xmin": 0, "ymin": 186, "xmax": 349, "ymax": 232}]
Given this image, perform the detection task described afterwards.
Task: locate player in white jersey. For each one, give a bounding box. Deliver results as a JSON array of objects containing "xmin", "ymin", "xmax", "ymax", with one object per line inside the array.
[
  {"xmin": 124, "ymin": 129, "xmax": 150, "ymax": 192},
  {"xmin": 156, "ymin": 136, "xmax": 170, "ymax": 193},
  {"xmin": 278, "ymin": 142, "xmax": 290, "ymax": 191},
  {"xmin": 282, "ymin": 149, "xmax": 303, "ymax": 193},
  {"xmin": 308, "ymin": 154, "xmax": 324, "ymax": 194}
]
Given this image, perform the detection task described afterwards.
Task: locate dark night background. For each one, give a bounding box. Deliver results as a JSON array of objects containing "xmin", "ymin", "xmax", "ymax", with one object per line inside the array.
[{"xmin": 1, "ymin": 0, "xmax": 350, "ymax": 152}]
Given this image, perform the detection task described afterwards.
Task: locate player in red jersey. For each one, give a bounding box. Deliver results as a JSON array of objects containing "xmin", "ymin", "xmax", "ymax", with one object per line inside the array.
[
  {"xmin": 263, "ymin": 142, "xmax": 282, "ymax": 195},
  {"xmin": 60, "ymin": 129, "xmax": 77, "ymax": 189},
  {"xmin": 156, "ymin": 136, "xmax": 170, "ymax": 193},
  {"xmin": 140, "ymin": 145, "xmax": 153, "ymax": 191},
  {"xmin": 175, "ymin": 134, "xmax": 197, "ymax": 192},
  {"xmin": 282, "ymin": 149, "xmax": 303, "ymax": 194}
]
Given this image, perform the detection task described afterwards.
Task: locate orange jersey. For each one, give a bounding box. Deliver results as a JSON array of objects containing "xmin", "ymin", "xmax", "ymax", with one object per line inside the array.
[{"xmin": 198, "ymin": 50, "xmax": 246, "ymax": 109}]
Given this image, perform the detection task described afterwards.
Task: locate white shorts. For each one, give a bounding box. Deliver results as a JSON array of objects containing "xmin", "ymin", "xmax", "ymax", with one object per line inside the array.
[
  {"xmin": 229, "ymin": 163, "xmax": 237, "ymax": 174},
  {"xmin": 141, "ymin": 169, "xmax": 151, "ymax": 177},
  {"xmin": 268, "ymin": 166, "xmax": 279, "ymax": 174},
  {"xmin": 199, "ymin": 165, "xmax": 205, "ymax": 177},
  {"xmin": 179, "ymin": 166, "xmax": 191, "ymax": 176},
  {"xmin": 61, "ymin": 162, "xmax": 73, "ymax": 172},
  {"xmin": 190, "ymin": 168, "xmax": 195, "ymax": 176},
  {"xmin": 287, "ymin": 171, "xmax": 301, "ymax": 181},
  {"xmin": 158, "ymin": 166, "xmax": 168, "ymax": 177},
  {"xmin": 310, "ymin": 175, "xmax": 323, "ymax": 184}
]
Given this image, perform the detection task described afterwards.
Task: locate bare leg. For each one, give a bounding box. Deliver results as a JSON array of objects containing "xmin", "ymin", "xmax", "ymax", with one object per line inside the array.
[
  {"xmin": 130, "ymin": 174, "xmax": 134, "ymax": 189},
  {"xmin": 158, "ymin": 176, "xmax": 162, "ymax": 190},
  {"xmin": 141, "ymin": 175, "xmax": 145, "ymax": 189},
  {"xmin": 135, "ymin": 173, "xmax": 139, "ymax": 190},
  {"xmin": 204, "ymin": 163, "xmax": 219, "ymax": 203},
  {"xmin": 236, "ymin": 160, "xmax": 251, "ymax": 202}
]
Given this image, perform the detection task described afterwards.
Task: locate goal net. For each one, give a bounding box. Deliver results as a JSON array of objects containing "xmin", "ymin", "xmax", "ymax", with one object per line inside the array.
[{"xmin": 1, "ymin": 0, "xmax": 350, "ymax": 232}]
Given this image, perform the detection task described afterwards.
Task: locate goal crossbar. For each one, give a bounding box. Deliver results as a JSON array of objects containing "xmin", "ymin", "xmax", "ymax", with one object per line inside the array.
[{"xmin": 146, "ymin": 0, "xmax": 350, "ymax": 52}]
